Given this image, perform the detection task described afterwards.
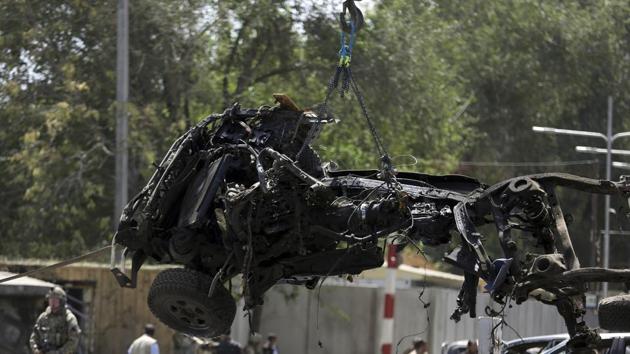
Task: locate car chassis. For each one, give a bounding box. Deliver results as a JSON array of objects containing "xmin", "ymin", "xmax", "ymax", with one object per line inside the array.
[{"xmin": 111, "ymin": 99, "xmax": 630, "ymax": 348}]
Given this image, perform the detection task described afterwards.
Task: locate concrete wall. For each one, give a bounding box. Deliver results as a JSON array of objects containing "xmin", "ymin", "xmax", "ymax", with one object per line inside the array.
[
  {"xmin": 234, "ymin": 284, "xmax": 568, "ymax": 354},
  {"xmin": 257, "ymin": 285, "xmax": 381, "ymax": 354}
]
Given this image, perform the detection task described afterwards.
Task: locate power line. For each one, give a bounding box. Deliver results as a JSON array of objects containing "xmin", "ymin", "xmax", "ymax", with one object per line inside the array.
[{"xmin": 429, "ymin": 159, "xmax": 599, "ymax": 167}]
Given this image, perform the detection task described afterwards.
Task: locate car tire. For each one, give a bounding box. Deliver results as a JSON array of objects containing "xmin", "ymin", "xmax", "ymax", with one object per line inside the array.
[
  {"xmin": 598, "ymin": 294, "xmax": 630, "ymax": 331},
  {"xmin": 148, "ymin": 268, "xmax": 236, "ymax": 337}
]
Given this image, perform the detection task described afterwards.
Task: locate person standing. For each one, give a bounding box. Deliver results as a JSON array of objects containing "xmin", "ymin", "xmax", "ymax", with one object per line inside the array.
[
  {"xmin": 215, "ymin": 332, "xmax": 242, "ymax": 354},
  {"xmin": 262, "ymin": 333, "xmax": 278, "ymax": 354},
  {"xmin": 30, "ymin": 286, "xmax": 81, "ymax": 354},
  {"xmin": 465, "ymin": 340, "xmax": 478, "ymax": 354},
  {"xmin": 128, "ymin": 324, "xmax": 160, "ymax": 354},
  {"xmin": 408, "ymin": 337, "xmax": 428, "ymax": 354}
]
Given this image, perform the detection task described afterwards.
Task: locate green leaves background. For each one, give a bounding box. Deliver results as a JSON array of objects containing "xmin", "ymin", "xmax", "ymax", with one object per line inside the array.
[{"xmin": 1, "ymin": 0, "xmax": 629, "ymax": 264}]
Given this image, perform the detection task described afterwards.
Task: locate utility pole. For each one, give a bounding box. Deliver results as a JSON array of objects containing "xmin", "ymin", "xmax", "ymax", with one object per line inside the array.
[
  {"xmin": 603, "ymin": 96, "xmax": 613, "ymax": 297},
  {"xmin": 532, "ymin": 96, "xmax": 630, "ymax": 298},
  {"xmin": 590, "ymin": 194, "xmax": 598, "ymax": 268},
  {"xmin": 115, "ymin": 0, "xmax": 129, "ymax": 226},
  {"xmin": 380, "ymin": 244, "xmax": 398, "ymax": 354}
]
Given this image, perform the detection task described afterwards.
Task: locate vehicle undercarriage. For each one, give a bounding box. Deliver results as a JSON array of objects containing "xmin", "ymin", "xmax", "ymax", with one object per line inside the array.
[{"xmin": 111, "ymin": 97, "xmax": 630, "ymax": 350}]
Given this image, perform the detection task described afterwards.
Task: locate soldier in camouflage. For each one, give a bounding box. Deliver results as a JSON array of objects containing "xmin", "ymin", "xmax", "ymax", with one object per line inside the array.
[{"xmin": 29, "ymin": 286, "xmax": 81, "ymax": 354}]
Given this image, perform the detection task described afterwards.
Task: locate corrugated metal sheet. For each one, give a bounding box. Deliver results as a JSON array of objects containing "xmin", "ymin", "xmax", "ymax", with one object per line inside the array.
[{"xmin": 0, "ymin": 271, "xmax": 55, "ymax": 296}]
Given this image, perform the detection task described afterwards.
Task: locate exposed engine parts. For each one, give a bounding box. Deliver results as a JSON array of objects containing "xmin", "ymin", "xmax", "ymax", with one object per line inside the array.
[{"xmin": 111, "ymin": 98, "xmax": 630, "ymax": 348}]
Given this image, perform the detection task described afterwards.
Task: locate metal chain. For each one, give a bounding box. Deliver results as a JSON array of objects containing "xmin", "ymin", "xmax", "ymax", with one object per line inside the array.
[
  {"xmin": 347, "ymin": 67, "xmax": 387, "ymax": 158},
  {"xmin": 295, "ymin": 67, "xmax": 340, "ymax": 161},
  {"xmin": 301, "ymin": 0, "xmax": 401, "ymax": 192}
]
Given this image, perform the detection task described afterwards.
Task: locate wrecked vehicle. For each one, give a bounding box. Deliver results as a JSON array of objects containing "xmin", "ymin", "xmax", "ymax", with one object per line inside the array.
[{"xmin": 111, "ymin": 96, "xmax": 630, "ymax": 349}]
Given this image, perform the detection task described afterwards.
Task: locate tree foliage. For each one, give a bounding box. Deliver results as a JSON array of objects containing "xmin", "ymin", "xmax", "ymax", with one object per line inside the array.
[{"xmin": 1, "ymin": 0, "xmax": 629, "ymax": 265}]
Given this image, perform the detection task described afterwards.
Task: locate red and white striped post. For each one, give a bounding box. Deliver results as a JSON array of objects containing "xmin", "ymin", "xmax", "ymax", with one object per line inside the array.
[{"xmin": 380, "ymin": 243, "xmax": 398, "ymax": 354}]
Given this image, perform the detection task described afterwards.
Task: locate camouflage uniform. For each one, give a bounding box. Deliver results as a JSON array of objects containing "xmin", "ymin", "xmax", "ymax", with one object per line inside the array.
[{"xmin": 29, "ymin": 286, "xmax": 81, "ymax": 354}]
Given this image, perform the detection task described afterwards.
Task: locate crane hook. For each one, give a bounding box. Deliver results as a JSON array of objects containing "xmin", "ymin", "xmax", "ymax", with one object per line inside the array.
[{"xmin": 339, "ymin": 0, "xmax": 364, "ymax": 34}]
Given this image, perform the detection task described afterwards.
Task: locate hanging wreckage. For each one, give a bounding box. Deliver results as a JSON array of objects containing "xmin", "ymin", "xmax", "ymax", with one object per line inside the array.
[
  {"xmin": 110, "ymin": 96, "xmax": 630, "ymax": 349},
  {"xmin": 107, "ymin": 10, "xmax": 630, "ymax": 347},
  {"xmin": 0, "ymin": 0, "xmax": 627, "ymax": 351}
]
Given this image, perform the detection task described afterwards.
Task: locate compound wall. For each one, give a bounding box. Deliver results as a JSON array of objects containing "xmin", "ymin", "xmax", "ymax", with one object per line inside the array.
[{"xmin": 247, "ymin": 284, "xmax": 568, "ymax": 354}]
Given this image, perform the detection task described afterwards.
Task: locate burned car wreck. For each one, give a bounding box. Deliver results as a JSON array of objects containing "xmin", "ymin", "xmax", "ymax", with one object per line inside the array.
[{"xmin": 111, "ymin": 97, "xmax": 630, "ymax": 348}]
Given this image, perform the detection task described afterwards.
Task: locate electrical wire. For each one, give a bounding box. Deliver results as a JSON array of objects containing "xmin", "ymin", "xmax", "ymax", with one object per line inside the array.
[
  {"xmin": 393, "ymin": 235, "xmax": 432, "ymax": 354},
  {"xmin": 432, "ymin": 159, "xmax": 599, "ymax": 167}
]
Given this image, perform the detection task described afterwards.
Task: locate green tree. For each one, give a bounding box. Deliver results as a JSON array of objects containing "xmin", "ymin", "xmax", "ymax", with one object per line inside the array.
[
  {"xmin": 0, "ymin": 0, "xmax": 215, "ymax": 257},
  {"xmin": 4, "ymin": 0, "xmax": 628, "ymax": 266},
  {"xmin": 434, "ymin": 0, "xmax": 630, "ymax": 264}
]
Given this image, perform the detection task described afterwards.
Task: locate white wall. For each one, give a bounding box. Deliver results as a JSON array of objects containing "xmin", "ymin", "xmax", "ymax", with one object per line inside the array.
[{"xmin": 231, "ymin": 283, "xmax": 569, "ymax": 354}]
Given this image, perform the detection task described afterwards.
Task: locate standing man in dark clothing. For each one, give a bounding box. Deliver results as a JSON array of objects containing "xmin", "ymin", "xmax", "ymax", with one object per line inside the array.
[
  {"xmin": 409, "ymin": 337, "xmax": 428, "ymax": 354},
  {"xmin": 215, "ymin": 332, "xmax": 242, "ymax": 354},
  {"xmin": 262, "ymin": 333, "xmax": 278, "ymax": 354}
]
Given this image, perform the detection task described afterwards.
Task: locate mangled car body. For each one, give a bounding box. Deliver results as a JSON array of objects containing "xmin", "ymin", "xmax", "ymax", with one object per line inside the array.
[{"xmin": 111, "ymin": 97, "xmax": 630, "ymax": 348}]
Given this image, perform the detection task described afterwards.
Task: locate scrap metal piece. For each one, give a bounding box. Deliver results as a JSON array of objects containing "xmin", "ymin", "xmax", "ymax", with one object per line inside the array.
[
  {"xmin": 273, "ymin": 93, "xmax": 301, "ymax": 112},
  {"xmin": 104, "ymin": 99, "xmax": 630, "ymax": 342}
]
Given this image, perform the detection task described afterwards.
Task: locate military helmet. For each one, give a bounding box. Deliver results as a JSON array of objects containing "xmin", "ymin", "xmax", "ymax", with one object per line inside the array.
[{"xmin": 46, "ymin": 286, "xmax": 67, "ymax": 302}]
